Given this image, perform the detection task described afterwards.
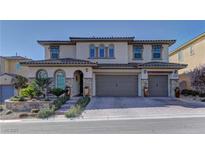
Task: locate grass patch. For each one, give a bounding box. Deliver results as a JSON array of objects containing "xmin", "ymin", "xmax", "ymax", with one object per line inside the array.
[
  {"xmin": 37, "ymin": 108, "xmax": 54, "ymax": 119},
  {"xmin": 65, "ymin": 96, "xmax": 90, "ymax": 118}
]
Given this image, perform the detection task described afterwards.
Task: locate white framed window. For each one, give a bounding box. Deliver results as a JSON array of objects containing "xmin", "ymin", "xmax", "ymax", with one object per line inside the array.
[
  {"xmin": 89, "ymin": 45, "xmax": 96, "ymax": 59},
  {"xmin": 190, "ymin": 46, "xmax": 194, "ymax": 56},
  {"xmin": 50, "ymin": 46, "xmax": 59, "ymax": 59},
  {"xmin": 178, "ymin": 51, "xmax": 184, "ymax": 62},
  {"xmin": 99, "ymin": 45, "xmax": 105, "ymax": 58},
  {"xmin": 108, "ymin": 44, "xmax": 114, "ymax": 58},
  {"xmin": 152, "ymin": 45, "xmax": 162, "ymax": 59},
  {"xmin": 133, "ymin": 45, "xmax": 143, "ymax": 59}
]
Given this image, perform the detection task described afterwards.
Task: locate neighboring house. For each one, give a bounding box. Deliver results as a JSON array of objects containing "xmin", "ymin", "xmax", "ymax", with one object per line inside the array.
[
  {"xmin": 169, "ymin": 32, "xmax": 205, "ymax": 90},
  {"xmin": 20, "ymin": 37, "xmax": 186, "ymax": 97},
  {"xmin": 0, "ymin": 56, "xmax": 31, "ymax": 102}
]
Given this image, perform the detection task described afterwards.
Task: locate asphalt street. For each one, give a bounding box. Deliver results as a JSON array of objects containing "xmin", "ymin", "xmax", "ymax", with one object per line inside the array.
[{"xmin": 1, "ymin": 117, "xmax": 205, "ymax": 134}]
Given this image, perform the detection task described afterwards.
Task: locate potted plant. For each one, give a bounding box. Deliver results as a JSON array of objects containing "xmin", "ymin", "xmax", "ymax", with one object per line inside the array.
[{"xmin": 175, "ymin": 87, "xmax": 180, "ymax": 98}]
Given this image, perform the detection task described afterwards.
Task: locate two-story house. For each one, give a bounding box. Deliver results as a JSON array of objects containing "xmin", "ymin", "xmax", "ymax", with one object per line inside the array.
[
  {"xmin": 169, "ymin": 32, "xmax": 205, "ymax": 90},
  {"xmin": 0, "ymin": 56, "xmax": 31, "ymax": 102},
  {"xmin": 20, "ymin": 37, "xmax": 186, "ymax": 97}
]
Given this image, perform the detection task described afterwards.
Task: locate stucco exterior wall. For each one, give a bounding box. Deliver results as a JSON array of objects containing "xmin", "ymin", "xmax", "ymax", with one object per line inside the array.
[
  {"xmin": 0, "ymin": 74, "xmax": 14, "ymax": 85},
  {"xmin": 169, "ymin": 36, "xmax": 205, "ymax": 74},
  {"xmin": 128, "ymin": 44, "xmax": 169, "ymax": 63},
  {"xmin": 27, "ymin": 66, "xmax": 93, "ymax": 78},
  {"xmin": 44, "ymin": 45, "xmax": 76, "ymax": 59},
  {"xmin": 76, "ymin": 42, "xmax": 129, "ymax": 64}
]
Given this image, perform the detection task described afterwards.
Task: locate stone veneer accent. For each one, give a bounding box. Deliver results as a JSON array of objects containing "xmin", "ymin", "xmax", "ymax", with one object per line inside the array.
[
  {"xmin": 5, "ymin": 100, "xmax": 52, "ymax": 112},
  {"xmin": 170, "ymin": 79, "xmax": 179, "ymax": 97},
  {"xmin": 83, "ymin": 78, "xmax": 93, "ymax": 96},
  {"xmin": 141, "ymin": 79, "xmax": 148, "ymax": 97},
  {"xmin": 65, "ymin": 78, "xmax": 74, "ymax": 96}
]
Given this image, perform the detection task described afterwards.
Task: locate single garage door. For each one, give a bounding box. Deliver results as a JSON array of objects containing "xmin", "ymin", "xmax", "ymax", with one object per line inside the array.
[
  {"xmin": 0, "ymin": 85, "xmax": 14, "ymax": 102},
  {"xmin": 148, "ymin": 75, "xmax": 168, "ymax": 97},
  {"xmin": 96, "ymin": 75, "xmax": 138, "ymax": 96}
]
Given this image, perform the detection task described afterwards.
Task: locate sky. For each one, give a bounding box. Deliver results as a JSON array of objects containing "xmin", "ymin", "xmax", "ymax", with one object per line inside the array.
[{"xmin": 0, "ymin": 20, "xmax": 205, "ymax": 60}]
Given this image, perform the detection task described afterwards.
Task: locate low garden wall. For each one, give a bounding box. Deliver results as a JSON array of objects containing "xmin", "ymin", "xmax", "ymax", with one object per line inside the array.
[{"xmin": 5, "ymin": 99, "xmax": 52, "ymax": 112}]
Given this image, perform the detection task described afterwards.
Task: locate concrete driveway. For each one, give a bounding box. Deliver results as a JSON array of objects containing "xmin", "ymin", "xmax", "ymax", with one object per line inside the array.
[{"xmin": 82, "ymin": 97, "xmax": 205, "ymax": 120}]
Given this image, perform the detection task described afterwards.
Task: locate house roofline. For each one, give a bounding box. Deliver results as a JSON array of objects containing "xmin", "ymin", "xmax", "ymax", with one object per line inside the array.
[{"xmin": 169, "ymin": 32, "xmax": 205, "ymax": 56}]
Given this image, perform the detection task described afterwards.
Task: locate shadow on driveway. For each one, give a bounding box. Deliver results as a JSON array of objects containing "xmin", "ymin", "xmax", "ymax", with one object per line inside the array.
[{"xmin": 85, "ymin": 97, "xmax": 205, "ymax": 110}]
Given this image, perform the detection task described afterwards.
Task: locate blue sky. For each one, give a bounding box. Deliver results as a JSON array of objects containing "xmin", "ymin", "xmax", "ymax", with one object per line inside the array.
[{"xmin": 1, "ymin": 20, "xmax": 205, "ymax": 60}]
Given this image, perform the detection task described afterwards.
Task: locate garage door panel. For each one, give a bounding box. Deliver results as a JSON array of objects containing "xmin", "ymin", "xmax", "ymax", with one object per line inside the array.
[
  {"xmin": 0, "ymin": 85, "xmax": 14, "ymax": 102},
  {"xmin": 96, "ymin": 75, "xmax": 138, "ymax": 97},
  {"xmin": 148, "ymin": 75, "xmax": 168, "ymax": 97}
]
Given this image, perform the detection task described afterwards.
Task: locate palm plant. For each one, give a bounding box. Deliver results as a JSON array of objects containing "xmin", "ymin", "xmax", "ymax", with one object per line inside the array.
[
  {"xmin": 35, "ymin": 78, "xmax": 52, "ymax": 99},
  {"xmin": 11, "ymin": 75, "xmax": 28, "ymax": 96}
]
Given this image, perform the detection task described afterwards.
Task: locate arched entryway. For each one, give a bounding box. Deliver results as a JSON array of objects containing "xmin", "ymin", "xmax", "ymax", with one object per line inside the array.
[{"xmin": 73, "ymin": 70, "xmax": 83, "ymax": 96}]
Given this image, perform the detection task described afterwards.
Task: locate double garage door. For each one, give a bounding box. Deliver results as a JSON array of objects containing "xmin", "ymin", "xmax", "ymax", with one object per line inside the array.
[
  {"xmin": 0, "ymin": 85, "xmax": 14, "ymax": 102},
  {"xmin": 96, "ymin": 75, "xmax": 168, "ymax": 97},
  {"xmin": 96, "ymin": 75, "xmax": 138, "ymax": 96}
]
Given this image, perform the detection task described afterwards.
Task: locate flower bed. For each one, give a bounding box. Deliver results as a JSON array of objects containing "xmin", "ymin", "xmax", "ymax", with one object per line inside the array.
[{"xmin": 5, "ymin": 99, "xmax": 52, "ymax": 112}]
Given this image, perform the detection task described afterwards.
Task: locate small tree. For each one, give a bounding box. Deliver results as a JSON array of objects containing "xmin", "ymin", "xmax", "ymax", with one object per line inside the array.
[
  {"xmin": 11, "ymin": 75, "xmax": 28, "ymax": 96},
  {"xmin": 35, "ymin": 78, "xmax": 52, "ymax": 99},
  {"xmin": 191, "ymin": 65, "xmax": 205, "ymax": 94},
  {"xmin": 20, "ymin": 81, "xmax": 41, "ymax": 99},
  {"xmin": 50, "ymin": 88, "xmax": 64, "ymax": 98}
]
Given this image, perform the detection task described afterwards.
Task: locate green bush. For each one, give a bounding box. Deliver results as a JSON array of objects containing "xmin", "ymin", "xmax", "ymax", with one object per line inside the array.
[
  {"xmin": 10, "ymin": 96, "xmax": 26, "ymax": 101},
  {"xmin": 0, "ymin": 105, "xmax": 3, "ymax": 112},
  {"xmin": 50, "ymin": 88, "xmax": 65, "ymax": 98},
  {"xmin": 20, "ymin": 81, "xmax": 39, "ymax": 99},
  {"xmin": 65, "ymin": 105, "xmax": 81, "ymax": 118},
  {"xmin": 37, "ymin": 108, "xmax": 54, "ymax": 119},
  {"xmin": 65, "ymin": 96, "xmax": 90, "ymax": 118},
  {"xmin": 53, "ymin": 95, "xmax": 70, "ymax": 111}
]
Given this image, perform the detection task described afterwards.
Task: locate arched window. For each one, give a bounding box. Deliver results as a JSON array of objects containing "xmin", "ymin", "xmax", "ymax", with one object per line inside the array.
[
  {"xmin": 89, "ymin": 45, "xmax": 96, "ymax": 59},
  {"xmin": 108, "ymin": 44, "xmax": 114, "ymax": 58},
  {"xmin": 36, "ymin": 69, "xmax": 48, "ymax": 79},
  {"xmin": 55, "ymin": 70, "xmax": 65, "ymax": 89},
  {"xmin": 99, "ymin": 45, "xmax": 105, "ymax": 58}
]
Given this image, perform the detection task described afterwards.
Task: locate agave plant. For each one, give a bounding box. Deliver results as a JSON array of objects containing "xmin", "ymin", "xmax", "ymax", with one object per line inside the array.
[{"xmin": 34, "ymin": 78, "xmax": 52, "ymax": 99}]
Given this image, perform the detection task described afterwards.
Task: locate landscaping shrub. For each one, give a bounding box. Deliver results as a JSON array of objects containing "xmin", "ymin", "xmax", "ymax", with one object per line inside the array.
[
  {"xmin": 181, "ymin": 89, "xmax": 199, "ymax": 96},
  {"xmin": 65, "ymin": 96, "xmax": 90, "ymax": 118},
  {"xmin": 50, "ymin": 88, "xmax": 65, "ymax": 98},
  {"xmin": 10, "ymin": 96, "xmax": 26, "ymax": 101},
  {"xmin": 6, "ymin": 110, "xmax": 12, "ymax": 115},
  {"xmin": 37, "ymin": 108, "xmax": 54, "ymax": 119},
  {"xmin": 199, "ymin": 93, "xmax": 205, "ymax": 98},
  {"xmin": 20, "ymin": 82, "xmax": 37, "ymax": 99},
  {"xmin": 0, "ymin": 105, "xmax": 3, "ymax": 112},
  {"xmin": 65, "ymin": 105, "xmax": 81, "ymax": 118},
  {"xmin": 53, "ymin": 95, "xmax": 70, "ymax": 111}
]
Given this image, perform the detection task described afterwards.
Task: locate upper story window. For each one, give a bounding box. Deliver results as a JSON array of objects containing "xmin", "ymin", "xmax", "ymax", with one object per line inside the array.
[
  {"xmin": 152, "ymin": 45, "xmax": 162, "ymax": 59},
  {"xmin": 50, "ymin": 46, "xmax": 59, "ymax": 59},
  {"xmin": 36, "ymin": 69, "xmax": 48, "ymax": 79},
  {"xmin": 190, "ymin": 46, "xmax": 194, "ymax": 56},
  {"xmin": 99, "ymin": 45, "xmax": 105, "ymax": 58},
  {"xmin": 89, "ymin": 45, "xmax": 96, "ymax": 59},
  {"xmin": 133, "ymin": 45, "xmax": 143, "ymax": 59},
  {"xmin": 178, "ymin": 51, "xmax": 184, "ymax": 62},
  {"xmin": 108, "ymin": 44, "xmax": 114, "ymax": 58}
]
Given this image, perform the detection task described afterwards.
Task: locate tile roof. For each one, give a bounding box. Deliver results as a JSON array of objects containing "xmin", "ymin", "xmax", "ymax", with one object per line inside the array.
[
  {"xmin": 20, "ymin": 58, "xmax": 97, "ymax": 66},
  {"xmin": 37, "ymin": 40, "xmax": 75, "ymax": 45},
  {"xmin": 0, "ymin": 72, "xmax": 18, "ymax": 77},
  {"xmin": 94, "ymin": 63, "xmax": 138, "ymax": 69},
  {"xmin": 138, "ymin": 62, "xmax": 187, "ymax": 69},
  {"xmin": 0, "ymin": 56, "xmax": 31, "ymax": 60},
  {"xmin": 130, "ymin": 40, "xmax": 176, "ymax": 46},
  {"xmin": 69, "ymin": 37, "xmax": 135, "ymax": 42}
]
